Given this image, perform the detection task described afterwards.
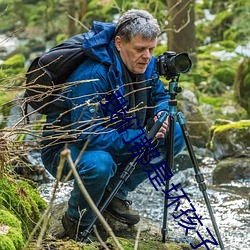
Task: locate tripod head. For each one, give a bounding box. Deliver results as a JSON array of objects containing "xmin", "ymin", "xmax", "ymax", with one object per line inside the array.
[{"xmin": 168, "ymin": 76, "xmax": 182, "ymax": 100}]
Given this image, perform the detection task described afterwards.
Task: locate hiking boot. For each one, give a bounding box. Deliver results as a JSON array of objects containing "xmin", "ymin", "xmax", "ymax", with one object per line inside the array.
[
  {"xmin": 61, "ymin": 213, "xmax": 97, "ymax": 243},
  {"xmin": 105, "ymin": 196, "xmax": 140, "ymax": 225}
]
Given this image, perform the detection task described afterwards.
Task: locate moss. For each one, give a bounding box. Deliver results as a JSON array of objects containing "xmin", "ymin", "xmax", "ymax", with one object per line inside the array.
[
  {"xmin": 1, "ymin": 54, "xmax": 25, "ymax": 69},
  {"xmin": 6, "ymin": 228, "xmax": 24, "ymax": 250},
  {"xmin": 28, "ymin": 239, "xmax": 96, "ymax": 250},
  {"xmin": 213, "ymin": 120, "xmax": 250, "ymax": 133},
  {"xmin": 0, "ymin": 91, "xmax": 17, "ymax": 110},
  {"xmin": 55, "ymin": 34, "xmax": 68, "ymax": 45},
  {"xmin": 217, "ymin": 40, "xmax": 237, "ymax": 51},
  {"xmin": 0, "ymin": 209, "xmax": 21, "ymax": 229},
  {"xmin": 199, "ymin": 95, "xmax": 224, "ymax": 107},
  {"xmin": 0, "ymin": 235, "xmax": 16, "ymax": 250},
  {"xmin": 0, "ymin": 209, "xmax": 24, "ymax": 250},
  {"xmin": 0, "ymin": 54, "xmax": 26, "ymax": 86},
  {"xmin": 213, "ymin": 67, "xmax": 235, "ymax": 86},
  {"xmin": 106, "ymin": 237, "xmax": 198, "ymax": 250},
  {"xmin": 0, "ymin": 174, "xmax": 47, "ymax": 239},
  {"xmin": 209, "ymin": 120, "xmax": 250, "ymax": 151},
  {"xmin": 199, "ymin": 91, "xmax": 248, "ymax": 121}
]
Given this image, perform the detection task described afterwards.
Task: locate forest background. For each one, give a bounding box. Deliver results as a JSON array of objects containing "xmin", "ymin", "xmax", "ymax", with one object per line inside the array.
[
  {"xmin": 0, "ymin": 0, "xmax": 250, "ymax": 249},
  {"xmin": 0, "ymin": 0, "xmax": 250, "ymax": 124}
]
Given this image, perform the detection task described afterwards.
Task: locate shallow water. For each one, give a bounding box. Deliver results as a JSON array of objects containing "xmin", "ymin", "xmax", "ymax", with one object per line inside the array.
[{"xmin": 38, "ymin": 157, "xmax": 250, "ymax": 250}]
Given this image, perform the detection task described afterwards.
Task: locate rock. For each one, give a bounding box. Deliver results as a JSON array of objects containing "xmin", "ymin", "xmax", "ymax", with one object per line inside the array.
[
  {"xmin": 221, "ymin": 105, "xmax": 237, "ymax": 116},
  {"xmin": 180, "ymin": 89, "xmax": 198, "ymax": 105},
  {"xmin": 43, "ymin": 201, "xmax": 206, "ymax": 250},
  {"xmin": 213, "ymin": 157, "xmax": 250, "ymax": 184},
  {"xmin": 209, "ymin": 119, "xmax": 250, "ymax": 160},
  {"xmin": 179, "ymin": 100, "xmax": 211, "ymax": 148}
]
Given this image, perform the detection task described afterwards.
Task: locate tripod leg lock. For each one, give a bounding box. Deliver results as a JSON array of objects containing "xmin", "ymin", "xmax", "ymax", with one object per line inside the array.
[
  {"xmin": 195, "ymin": 172, "xmax": 207, "ymax": 192},
  {"xmin": 120, "ymin": 162, "xmax": 135, "ymax": 182}
]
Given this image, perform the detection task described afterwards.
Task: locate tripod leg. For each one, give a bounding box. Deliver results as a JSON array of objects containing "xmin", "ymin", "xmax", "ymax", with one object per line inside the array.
[
  {"xmin": 81, "ymin": 161, "xmax": 136, "ymax": 240},
  {"xmin": 82, "ymin": 112, "xmax": 169, "ymax": 241},
  {"xmin": 177, "ymin": 112, "xmax": 225, "ymax": 250},
  {"xmin": 162, "ymin": 114, "xmax": 175, "ymax": 243}
]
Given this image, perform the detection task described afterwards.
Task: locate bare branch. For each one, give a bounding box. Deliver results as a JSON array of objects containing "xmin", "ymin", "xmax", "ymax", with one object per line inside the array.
[{"xmin": 63, "ymin": 148, "xmax": 124, "ymax": 250}]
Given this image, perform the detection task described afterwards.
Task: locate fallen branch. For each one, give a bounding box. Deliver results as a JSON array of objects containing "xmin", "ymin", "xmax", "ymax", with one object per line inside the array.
[{"xmin": 62, "ymin": 148, "xmax": 124, "ymax": 250}]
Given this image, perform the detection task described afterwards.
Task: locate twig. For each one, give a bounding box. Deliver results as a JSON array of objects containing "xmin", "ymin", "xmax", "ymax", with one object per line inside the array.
[
  {"xmin": 61, "ymin": 148, "xmax": 124, "ymax": 250},
  {"xmin": 68, "ymin": 14, "xmax": 89, "ymax": 31},
  {"xmin": 22, "ymin": 153, "xmax": 65, "ymax": 249},
  {"xmin": 134, "ymin": 220, "xmax": 142, "ymax": 250},
  {"xmin": 93, "ymin": 225, "xmax": 110, "ymax": 250}
]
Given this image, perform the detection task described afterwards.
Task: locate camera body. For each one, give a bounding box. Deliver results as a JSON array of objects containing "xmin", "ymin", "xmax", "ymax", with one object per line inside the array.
[{"xmin": 156, "ymin": 51, "xmax": 192, "ymax": 79}]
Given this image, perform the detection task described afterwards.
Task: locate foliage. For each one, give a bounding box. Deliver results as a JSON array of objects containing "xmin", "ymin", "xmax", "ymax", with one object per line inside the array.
[
  {"xmin": 0, "ymin": 54, "xmax": 26, "ymax": 89},
  {"xmin": 0, "ymin": 209, "xmax": 24, "ymax": 250},
  {"xmin": 0, "ymin": 174, "xmax": 47, "ymax": 238},
  {"xmin": 213, "ymin": 67, "xmax": 235, "ymax": 86},
  {"xmin": 198, "ymin": 90, "xmax": 248, "ymax": 122},
  {"xmin": 197, "ymin": 0, "xmax": 250, "ymax": 46},
  {"xmin": 234, "ymin": 57, "xmax": 250, "ymax": 115},
  {"xmin": 0, "ymin": 0, "xmax": 249, "ymax": 122}
]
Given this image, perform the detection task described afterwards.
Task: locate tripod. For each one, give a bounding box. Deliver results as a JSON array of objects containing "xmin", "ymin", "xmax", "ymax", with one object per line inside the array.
[
  {"xmin": 162, "ymin": 76, "xmax": 225, "ymax": 249},
  {"xmin": 82, "ymin": 76, "xmax": 224, "ymax": 249},
  {"xmin": 81, "ymin": 111, "xmax": 168, "ymax": 241}
]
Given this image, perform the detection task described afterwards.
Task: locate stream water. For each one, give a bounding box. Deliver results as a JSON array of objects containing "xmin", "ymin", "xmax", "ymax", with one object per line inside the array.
[{"xmin": 38, "ymin": 156, "xmax": 250, "ymax": 250}]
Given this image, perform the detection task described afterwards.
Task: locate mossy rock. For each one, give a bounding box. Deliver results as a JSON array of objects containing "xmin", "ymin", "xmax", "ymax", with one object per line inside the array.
[
  {"xmin": 28, "ymin": 237, "xmax": 204, "ymax": 250},
  {"xmin": 106, "ymin": 237, "xmax": 205, "ymax": 250},
  {"xmin": 0, "ymin": 174, "xmax": 47, "ymax": 239},
  {"xmin": 209, "ymin": 120, "xmax": 250, "ymax": 160},
  {"xmin": 213, "ymin": 67, "xmax": 235, "ymax": 86},
  {"xmin": 0, "ymin": 209, "xmax": 24, "ymax": 250}
]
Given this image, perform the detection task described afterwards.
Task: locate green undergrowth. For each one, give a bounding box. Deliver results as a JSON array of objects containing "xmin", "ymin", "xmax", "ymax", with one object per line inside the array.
[
  {"xmin": 0, "ymin": 173, "xmax": 47, "ymax": 249},
  {"xmin": 0, "ymin": 209, "xmax": 24, "ymax": 250}
]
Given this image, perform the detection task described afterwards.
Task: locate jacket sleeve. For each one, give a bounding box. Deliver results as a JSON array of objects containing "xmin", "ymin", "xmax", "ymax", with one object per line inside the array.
[{"xmin": 65, "ymin": 61, "xmax": 146, "ymax": 155}]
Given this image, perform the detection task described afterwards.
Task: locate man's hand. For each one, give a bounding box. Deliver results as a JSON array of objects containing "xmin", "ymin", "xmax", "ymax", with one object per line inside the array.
[{"xmin": 154, "ymin": 111, "xmax": 169, "ymax": 139}]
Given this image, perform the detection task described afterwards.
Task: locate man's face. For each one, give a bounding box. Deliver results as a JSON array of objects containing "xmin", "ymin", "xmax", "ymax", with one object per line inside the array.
[{"xmin": 115, "ymin": 35, "xmax": 157, "ymax": 74}]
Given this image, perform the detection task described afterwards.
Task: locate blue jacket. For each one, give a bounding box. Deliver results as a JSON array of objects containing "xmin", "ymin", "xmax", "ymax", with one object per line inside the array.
[{"xmin": 44, "ymin": 21, "xmax": 170, "ymax": 156}]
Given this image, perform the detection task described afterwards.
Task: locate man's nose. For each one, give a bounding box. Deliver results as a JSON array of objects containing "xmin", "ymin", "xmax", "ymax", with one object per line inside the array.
[{"xmin": 142, "ymin": 49, "xmax": 151, "ymax": 59}]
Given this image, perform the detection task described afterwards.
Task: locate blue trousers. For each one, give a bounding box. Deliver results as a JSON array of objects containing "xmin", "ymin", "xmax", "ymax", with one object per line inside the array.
[{"xmin": 41, "ymin": 123, "xmax": 185, "ymax": 226}]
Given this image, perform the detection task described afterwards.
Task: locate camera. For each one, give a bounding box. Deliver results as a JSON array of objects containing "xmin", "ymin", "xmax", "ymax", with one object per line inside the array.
[{"xmin": 156, "ymin": 51, "xmax": 192, "ymax": 79}]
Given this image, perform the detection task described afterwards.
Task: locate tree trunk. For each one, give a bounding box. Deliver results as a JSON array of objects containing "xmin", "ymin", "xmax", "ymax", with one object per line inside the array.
[
  {"xmin": 67, "ymin": 0, "xmax": 77, "ymax": 36},
  {"xmin": 167, "ymin": 0, "xmax": 196, "ymax": 62},
  {"xmin": 78, "ymin": 0, "xmax": 88, "ymax": 20}
]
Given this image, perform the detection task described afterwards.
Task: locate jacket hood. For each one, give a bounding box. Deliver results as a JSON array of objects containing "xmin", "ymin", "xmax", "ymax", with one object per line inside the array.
[{"xmin": 82, "ymin": 21, "xmax": 116, "ymax": 65}]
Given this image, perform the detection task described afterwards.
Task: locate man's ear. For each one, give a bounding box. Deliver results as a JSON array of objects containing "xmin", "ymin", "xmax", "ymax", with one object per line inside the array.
[{"xmin": 115, "ymin": 36, "xmax": 122, "ymax": 51}]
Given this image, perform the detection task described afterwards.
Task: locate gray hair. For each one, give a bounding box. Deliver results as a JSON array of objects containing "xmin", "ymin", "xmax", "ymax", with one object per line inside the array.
[{"xmin": 115, "ymin": 9, "xmax": 160, "ymax": 43}]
